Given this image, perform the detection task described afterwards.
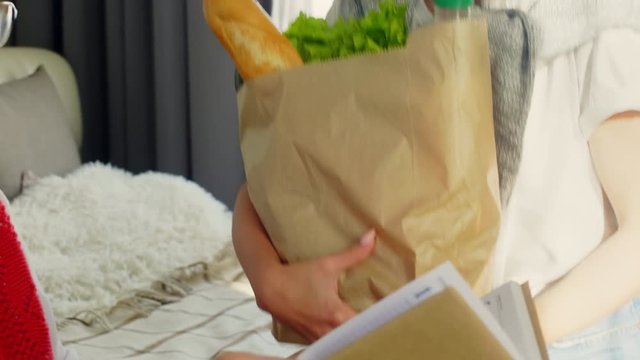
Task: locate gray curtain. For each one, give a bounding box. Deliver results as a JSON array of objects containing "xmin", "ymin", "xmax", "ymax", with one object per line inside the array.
[{"xmin": 10, "ymin": 0, "xmax": 244, "ymax": 207}]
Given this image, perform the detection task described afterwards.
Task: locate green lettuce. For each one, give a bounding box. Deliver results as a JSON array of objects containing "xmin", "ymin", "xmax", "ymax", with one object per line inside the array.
[{"xmin": 284, "ymin": 1, "xmax": 408, "ymax": 63}]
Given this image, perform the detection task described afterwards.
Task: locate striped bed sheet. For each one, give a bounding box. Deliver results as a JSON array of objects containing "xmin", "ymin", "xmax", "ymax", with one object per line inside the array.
[{"xmin": 59, "ymin": 276, "xmax": 303, "ymax": 359}]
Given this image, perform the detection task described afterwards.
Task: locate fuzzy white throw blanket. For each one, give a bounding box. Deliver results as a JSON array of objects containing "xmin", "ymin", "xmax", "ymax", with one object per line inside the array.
[{"xmin": 9, "ymin": 163, "xmax": 233, "ymax": 321}]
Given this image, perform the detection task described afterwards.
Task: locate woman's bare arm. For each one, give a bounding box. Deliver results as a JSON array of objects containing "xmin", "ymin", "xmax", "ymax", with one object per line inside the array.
[
  {"xmin": 535, "ymin": 112, "xmax": 640, "ymax": 343},
  {"xmin": 232, "ymin": 184, "xmax": 285, "ymax": 302}
]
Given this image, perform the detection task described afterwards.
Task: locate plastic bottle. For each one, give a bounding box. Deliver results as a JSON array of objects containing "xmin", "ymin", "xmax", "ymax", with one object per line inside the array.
[{"xmin": 433, "ymin": 0, "xmax": 473, "ymax": 21}]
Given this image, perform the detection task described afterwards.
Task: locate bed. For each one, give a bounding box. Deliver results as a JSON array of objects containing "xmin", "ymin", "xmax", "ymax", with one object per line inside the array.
[
  {"xmin": 58, "ymin": 259, "xmax": 301, "ymax": 360},
  {"xmin": 0, "ymin": 47, "xmax": 301, "ymax": 359}
]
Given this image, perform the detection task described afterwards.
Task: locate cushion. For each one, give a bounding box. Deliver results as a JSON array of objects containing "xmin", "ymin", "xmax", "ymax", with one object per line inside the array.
[{"xmin": 0, "ymin": 66, "xmax": 81, "ymax": 199}]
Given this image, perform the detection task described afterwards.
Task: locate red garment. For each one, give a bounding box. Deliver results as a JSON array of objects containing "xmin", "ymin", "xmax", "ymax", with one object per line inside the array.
[{"xmin": 0, "ymin": 203, "xmax": 54, "ymax": 360}]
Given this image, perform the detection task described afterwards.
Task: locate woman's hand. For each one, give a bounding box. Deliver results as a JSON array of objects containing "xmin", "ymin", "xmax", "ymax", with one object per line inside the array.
[
  {"xmin": 232, "ymin": 184, "xmax": 376, "ymax": 341},
  {"xmin": 255, "ymin": 230, "xmax": 376, "ymax": 342}
]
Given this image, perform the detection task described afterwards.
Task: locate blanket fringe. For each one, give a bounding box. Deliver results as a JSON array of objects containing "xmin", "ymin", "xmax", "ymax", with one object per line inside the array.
[{"xmin": 58, "ymin": 242, "xmax": 244, "ymax": 331}]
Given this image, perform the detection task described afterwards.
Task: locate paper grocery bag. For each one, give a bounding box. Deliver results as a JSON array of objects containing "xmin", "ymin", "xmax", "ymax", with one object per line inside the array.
[{"xmin": 237, "ymin": 19, "xmax": 500, "ymax": 344}]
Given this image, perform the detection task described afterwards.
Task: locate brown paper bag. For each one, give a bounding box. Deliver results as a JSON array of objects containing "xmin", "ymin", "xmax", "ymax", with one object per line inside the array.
[{"xmin": 237, "ymin": 19, "xmax": 500, "ymax": 344}]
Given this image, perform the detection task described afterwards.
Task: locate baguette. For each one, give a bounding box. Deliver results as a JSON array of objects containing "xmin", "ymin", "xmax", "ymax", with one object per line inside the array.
[{"xmin": 203, "ymin": 0, "xmax": 303, "ymax": 80}]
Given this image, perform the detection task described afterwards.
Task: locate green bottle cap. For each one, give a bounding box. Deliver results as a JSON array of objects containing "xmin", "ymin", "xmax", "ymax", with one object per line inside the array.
[{"xmin": 434, "ymin": 0, "xmax": 473, "ymax": 8}]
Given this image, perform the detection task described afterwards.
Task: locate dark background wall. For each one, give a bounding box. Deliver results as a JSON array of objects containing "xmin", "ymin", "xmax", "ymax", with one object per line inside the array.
[{"xmin": 8, "ymin": 0, "xmax": 258, "ymax": 208}]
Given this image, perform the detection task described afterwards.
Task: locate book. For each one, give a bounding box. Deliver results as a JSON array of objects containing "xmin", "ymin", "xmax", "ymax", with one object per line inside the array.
[
  {"xmin": 297, "ymin": 262, "xmax": 548, "ymax": 360},
  {"xmin": 482, "ymin": 281, "xmax": 548, "ymax": 360}
]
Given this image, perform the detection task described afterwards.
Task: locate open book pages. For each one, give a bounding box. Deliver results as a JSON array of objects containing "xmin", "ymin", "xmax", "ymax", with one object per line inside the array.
[
  {"xmin": 482, "ymin": 282, "xmax": 549, "ymax": 360},
  {"xmin": 299, "ymin": 262, "xmax": 534, "ymax": 360}
]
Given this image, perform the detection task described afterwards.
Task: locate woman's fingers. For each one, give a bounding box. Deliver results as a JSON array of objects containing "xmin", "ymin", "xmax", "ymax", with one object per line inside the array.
[
  {"xmin": 330, "ymin": 301, "xmax": 357, "ymax": 327},
  {"xmin": 262, "ymin": 228, "xmax": 376, "ymax": 342},
  {"xmin": 323, "ymin": 229, "xmax": 376, "ymax": 274}
]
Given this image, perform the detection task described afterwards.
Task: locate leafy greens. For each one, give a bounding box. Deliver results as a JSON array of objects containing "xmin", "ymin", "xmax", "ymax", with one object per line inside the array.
[{"xmin": 284, "ymin": 1, "xmax": 408, "ymax": 63}]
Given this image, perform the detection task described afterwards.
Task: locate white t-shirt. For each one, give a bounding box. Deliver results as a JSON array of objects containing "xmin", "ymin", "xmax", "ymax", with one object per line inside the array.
[
  {"xmin": 490, "ymin": 27, "xmax": 640, "ymax": 295},
  {"xmin": 270, "ymin": 0, "xmax": 335, "ymax": 31}
]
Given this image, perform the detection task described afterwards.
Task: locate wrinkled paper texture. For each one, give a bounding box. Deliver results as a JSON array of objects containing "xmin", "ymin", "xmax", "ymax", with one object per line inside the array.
[{"xmin": 238, "ymin": 19, "xmax": 500, "ymax": 344}]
